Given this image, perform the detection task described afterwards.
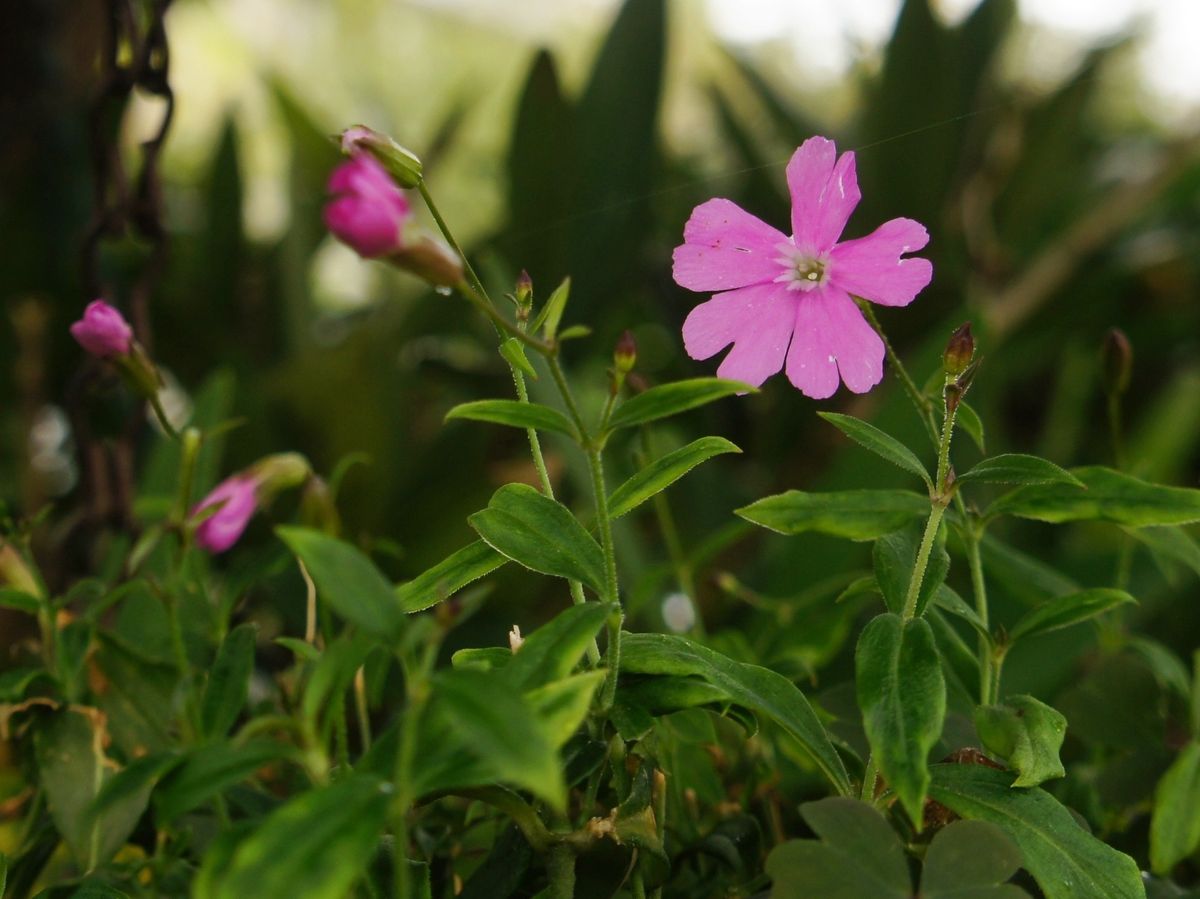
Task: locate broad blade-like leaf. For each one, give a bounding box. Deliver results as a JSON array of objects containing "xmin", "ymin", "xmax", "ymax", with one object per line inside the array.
[
  {"xmin": 609, "ymin": 436, "xmax": 741, "ymax": 519},
  {"xmin": 276, "ymin": 527, "xmax": 403, "ymax": 640},
  {"xmin": 818, "ymin": 412, "xmax": 931, "ymax": 486},
  {"xmin": 607, "ymin": 378, "xmax": 752, "ymax": 430},
  {"xmin": 921, "ymin": 819, "xmax": 1027, "ymax": 898},
  {"xmin": 958, "ymin": 454, "xmax": 1084, "ymax": 488},
  {"xmin": 989, "ymin": 466, "xmax": 1200, "ymax": 527},
  {"xmin": 1008, "ymin": 589, "xmax": 1135, "ymax": 643},
  {"xmin": 156, "ymin": 741, "xmax": 290, "ymax": 823},
  {"xmin": 928, "ymin": 764, "xmax": 1145, "ymax": 899},
  {"xmin": 975, "ymin": 695, "xmax": 1067, "ymax": 787},
  {"xmin": 444, "ymin": 400, "xmax": 576, "ymax": 440},
  {"xmin": 207, "ymin": 774, "xmax": 391, "ymax": 899},
  {"xmin": 1150, "ymin": 741, "xmax": 1200, "ymax": 875},
  {"xmin": 201, "ymin": 623, "xmax": 257, "ymax": 739},
  {"xmin": 469, "ymin": 484, "xmax": 605, "ymax": 593},
  {"xmin": 621, "ymin": 633, "xmax": 850, "ymax": 794},
  {"xmin": 396, "ymin": 540, "xmax": 507, "ymax": 613},
  {"xmin": 738, "ymin": 489, "xmax": 928, "ymax": 541},
  {"xmin": 856, "ymin": 613, "xmax": 946, "ymax": 825}
]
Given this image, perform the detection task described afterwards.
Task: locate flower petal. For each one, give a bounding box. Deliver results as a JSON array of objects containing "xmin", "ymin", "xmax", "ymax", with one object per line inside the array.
[
  {"xmin": 787, "ymin": 137, "xmax": 861, "ymax": 254},
  {"xmin": 673, "ymin": 198, "xmax": 788, "ymax": 292},
  {"xmin": 784, "ymin": 287, "xmax": 884, "ymax": 398},
  {"xmin": 682, "ymin": 282, "xmax": 796, "ymax": 387},
  {"xmin": 829, "ymin": 217, "xmax": 932, "ymax": 307}
]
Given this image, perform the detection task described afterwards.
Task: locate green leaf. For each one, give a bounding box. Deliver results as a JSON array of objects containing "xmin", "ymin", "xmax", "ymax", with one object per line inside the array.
[
  {"xmin": 417, "ymin": 669, "xmax": 565, "ymax": 809},
  {"xmin": 621, "ymin": 633, "xmax": 851, "ymax": 795},
  {"xmin": 276, "ymin": 527, "xmax": 403, "ymax": 640},
  {"xmin": 928, "ymin": 764, "xmax": 1145, "ymax": 899},
  {"xmin": 502, "ymin": 603, "xmax": 609, "ymax": 690},
  {"xmin": 499, "ymin": 338, "xmax": 538, "ymax": 380},
  {"xmin": 855, "ymin": 613, "xmax": 946, "ymax": 825},
  {"xmin": 525, "ymin": 671, "xmax": 606, "ymax": 746},
  {"xmin": 275, "ymin": 636, "xmax": 321, "ymax": 662},
  {"xmin": 958, "ymin": 454, "xmax": 1084, "ymax": 488},
  {"xmin": 738, "ymin": 489, "xmax": 928, "ymax": 541},
  {"xmin": 933, "ymin": 584, "xmax": 990, "ymax": 639},
  {"xmin": 468, "ymin": 484, "xmax": 605, "ymax": 593},
  {"xmin": 155, "ymin": 741, "xmax": 289, "ymax": 823},
  {"xmin": 921, "ymin": 819, "xmax": 1028, "ymax": 898},
  {"xmin": 1008, "ymin": 589, "xmax": 1135, "ymax": 643},
  {"xmin": 818, "ymin": 412, "xmax": 931, "ymax": 486},
  {"xmin": 34, "ymin": 708, "xmax": 153, "ymax": 869},
  {"xmin": 207, "ymin": 774, "xmax": 390, "ymax": 899},
  {"xmin": 975, "ymin": 695, "xmax": 1067, "ymax": 787},
  {"xmin": 607, "ymin": 378, "xmax": 753, "ymax": 430},
  {"xmin": 609, "ymin": 436, "xmax": 741, "ymax": 519},
  {"xmin": 396, "ymin": 540, "xmax": 507, "ymax": 613},
  {"xmin": 0, "ymin": 588, "xmax": 40, "ymax": 614},
  {"xmin": 444, "ymin": 400, "xmax": 575, "ymax": 439},
  {"xmin": 957, "ymin": 400, "xmax": 987, "ymax": 454},
  {"xmin": 872, "ymin": 522, "xmax": 948, "ymax": 617},
  {"xmin": 531, "ymin": 276, "xmax": 570, "ymax": 338},
  {"xmin": 201, "ymin": 623, "xmax": 257, "ymax": 739},
  {"xmin": 1126, "ymin": 526, "xmax": 1200, "ymax": 581},
  {"xmin": 765, "ymin": 798, "xmax": 910, "ymax": 898},
  {"xmin": 989, "ymin": 466, "xmax": 1200, "ymax": 527},
  {"xmin": 1151, "ymin": 741, "xmax": 1200, "ymax": 874}
]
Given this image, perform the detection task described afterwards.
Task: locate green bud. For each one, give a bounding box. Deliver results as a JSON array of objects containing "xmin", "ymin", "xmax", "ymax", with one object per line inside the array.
[
  {"xmin": 1101, "ymin": 328, "xmax": 1132, "ymax": 396},
  {"xmin": 0, "ymin": 540, "xmax": 43, "ymax": 599},
  {"xmin": 514, "ymin": 270, "xmax": 533, "ymax": 309},
  {"xmin": 339, "ymin": 125, "xmax": 423, "ymax": 188},
  {"xmin": 943, "ymin": 322, "xmax": 975, "ymax": 378},
  {"xmin": 249, "ymin": 452, "xmax": 312, "ymax": 499}
]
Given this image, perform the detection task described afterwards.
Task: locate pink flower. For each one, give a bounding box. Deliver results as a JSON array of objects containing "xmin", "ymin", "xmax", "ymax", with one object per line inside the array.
[
  {"xmin": 70, "ymin": 300, "xmax": 134, "ymax": 358},
  {"xmin": 323, "ymin": 153, "xmax": 412, "ymax": 258},
  {"xmin": 192, "ymin": 475, "xmax": 259, "ymax": 553},
  {"xmin": 674, "ymin": 137, "xmax": 933, "ymax": 399}
]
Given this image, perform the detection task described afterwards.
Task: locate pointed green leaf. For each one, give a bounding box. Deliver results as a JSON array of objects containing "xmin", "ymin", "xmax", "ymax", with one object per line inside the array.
[
  {"xmin": 502, "ymin": 603, "xmax": 609, "ymax": 690},
  {"xmin": 958, "ymin": 454, "xmax": 1083, "ymax": 488},
  {"xmin": 499, "ymin": 338, "xmax": 538, "ymax": 380},
  {"xmin": 989, "ymin": 466, "xmax": 1200, "ymax": 527},
  {"xmin": 276, "ymin": 527, "xmax": 403, "ymax": 640},
  {"xmin": 739, "ymin": 489, "xmax": 928, "ymax": 541},
  {"xmin": 928, "ymin": 764, "xmax": 1145, "ymax": 899},
  {"xmin": 525, "ymin": 671, "xmax": 606, "ymax": 747},
  {"xmin": 957, "ymin": 400, "xmax": 987, "ymax": 454},
  {"xmin": 1150, "ymin": 741, "xmax": 1200, "ymax": 875},
  {"xmin": 608, "ymin": 436, "xmax": 741, "ymax": 519},
  {"xmin": 975, "ymin": 695, "xmax": 1067, "ymax": 787},
  {"xmin": 156, "ymin": 741, "xmax": 290, "ymax": 823},
  {"xmin": 445, "ymin": 400, "xmax": 576, "ymax": 439},
  {"xmin": 621, "ymin": 633, "xmax": 851, "ymax": 795},
  {"xmin": 209, "ymin": 774, "xmax": 391, "ymax": 899},
  {"xmin": 933, "ymin": 584, "xmax": 989, "ymax": 638},
  {"xmin": 856, "ymin": 613, "xmax": 946, "ymax": 825},
  {"xmin": 1008, "ymin": 589, "xmax": 1135, "ymax": 643},
  {"xmin": 607, "ymin": 378, "xmax": 753, "ymax": 430},
  {"xmin": 872, "ymin": 522, "xmax": 948, "ymax": 617},
  {"xmin": 531, "ymin": 277, "xmax": 570, "ymax": 338},
  {"xmin": 201, "ymin": 623, "xmax": 257, "ymax": 739},
  {"xmin": 468, "ymin": 484, "xmax": 605, "ymax": 593},
  {"xmin": 818, "ymin": 412, "xmax": 931, "ymax": 486},
  {"xmin": 396, "ymin": 540, "xmax": 507, "ymax": 613}
]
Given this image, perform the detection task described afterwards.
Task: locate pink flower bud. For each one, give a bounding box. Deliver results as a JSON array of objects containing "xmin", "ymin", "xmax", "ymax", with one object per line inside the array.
[
  {"xmin": 70, "ymin": 300, "xmax": 133, "ymax": 358},
  {"xmin": 323, "ymin": 154, "xmax": 413, "ymax": 259},
  {"xmin": 192, "ymin": 475, "xmax": 259, "ymax": 554}
]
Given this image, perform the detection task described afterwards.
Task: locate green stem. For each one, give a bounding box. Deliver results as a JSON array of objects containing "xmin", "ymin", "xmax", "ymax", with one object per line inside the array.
[
  {"xmin": 860, "ymin": 755, "xmax": 878, "ymax": 802},
  {"xmin": 354, "ymin": 665, "xmax": 372, "ymax": 752},
  {"xmin": 965, "ymin": 533, "xmax": 995, "ymax": 704},
  {"xmin": 902, "ymin": 505, "xmax": 946, "ymax": 622},
  {"xmin": 393, "ymin": 645, "xmax": 436, "ymax": 899},
  {"xmin": 173, "ymin": 427, "xmax": 202, "ymax": 526},
  {"xmin": 546, "ymin": 843, "xmax": 577, "ymax": 899}
]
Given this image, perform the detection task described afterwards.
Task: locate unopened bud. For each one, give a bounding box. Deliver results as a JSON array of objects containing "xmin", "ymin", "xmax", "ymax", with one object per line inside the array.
[
  {"xmin": 339, "ymin": 125, "xmax": 423, "ymax": 188},
  {"xmin": 515, "ymin": 270, "xmax": 533, "ymax": 308},
  {"xmin": 614, "ymin": 330, "xmax": 637, "ymax": 374},
  {"xmin": 249, "ymin": 452, "xmax": 312, "ymax": 499},
  {"xmin": 508, "ymin": 625, "xmax": 524, "ymax": 653},
  {"xmin": 1101, "ymin": 328, "xmax": 1132, "ymax": 396},
  {"xmin": 943, "ymin": 322, "xmax": 974, "ymax": 378},
  {"xmin": 389, "ymin": 234, "xmax": 464, "ymax": 288}
]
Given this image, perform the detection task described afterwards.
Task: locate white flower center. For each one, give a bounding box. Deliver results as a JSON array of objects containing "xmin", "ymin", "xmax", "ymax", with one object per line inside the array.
[{"xmin": 773, "ymin": 242, "xmax": 829, "ymax": 292}]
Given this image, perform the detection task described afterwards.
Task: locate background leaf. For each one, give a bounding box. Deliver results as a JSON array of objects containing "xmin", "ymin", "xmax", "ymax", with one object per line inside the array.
[{"xmin": 738, "ymin": 490, "xmax": 928, "ymax": 541}]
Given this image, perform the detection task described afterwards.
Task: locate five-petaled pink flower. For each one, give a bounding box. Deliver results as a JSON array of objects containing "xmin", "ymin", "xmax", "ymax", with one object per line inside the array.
[
  {"xmin": 324, "ymin": 153, "xmax": 412, "ymax": 258},
  {"xmin": 70, "ymin": 300, "xmax": 134, "ymax": 359},
  {"xmin": 674, "ymin": 136, "xmax": 933, "ymax": 399},
  {"xmin": 192, "ymin": 475, "xmax": 259, "ymax": 554}
]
